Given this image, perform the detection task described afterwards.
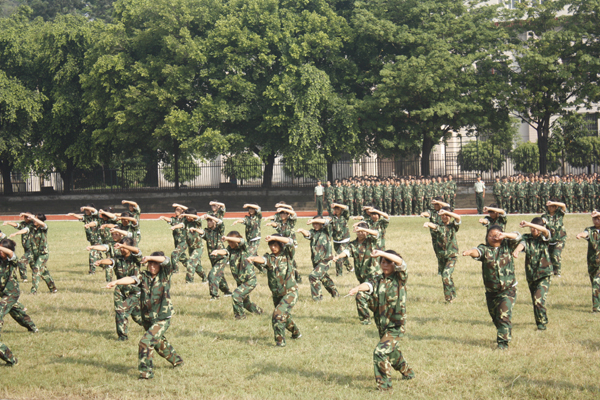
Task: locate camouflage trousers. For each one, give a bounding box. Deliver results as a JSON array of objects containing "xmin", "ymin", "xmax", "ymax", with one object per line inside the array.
[
  {"xmin": 449, "ymin": 195, "xmax": 456, "ymax": 210},
  {"xmin": 404, "ymin": 199, "xmax": 413, "ymax": 215},
  {"xmin": 1, "ymin": 292, "xmax": 37, "ymax": 333},
  {"xmin": 354, "ymin": 199, "xmax": 363, "ymax": 216},
  {"xmin": 501, "ymin": 197, "xmax": 510, "ymax": 213},
  {"xmin": 114, "ymin": 289, "xmax": 142, "ymax": 340},
  {"xmin": 333, "ymin": 242, "xmax": 351, "ymax": 276},
  {"xmin": 413, "ymin": 198, "xmax": 422, "ymax": 215},
  {"xmin": 528, "ymin": 275, "xmax": 551, "ymax": 327},
  {"xmin": 17, "ymin": 249, "xmax": 32, "ymax": 280},
  {"xmin": 539, "ymin": 196, "xmax": 549, "ymax": 213},
  {"xmin": 272, "ymin": 291, "xmax": 300, "ymax": 346},
  {"xmin": 138, "ymin": 319, "xmax": 183, "ymax": 379},
  {"xmin": 31, "ymin": 253, "xmax": 56, "ymax": 294},
  {"xmin": 485, "ymin": 286, "xmax": 517, "ymax": 347},
  {"xmin": 515, "ymin": 197, "xmax": 525, "ymax": 213},
  {"xmin": 383, "ymin": 199, "xmax": 392, "ymax": 215},
  {"xmin": 170, "ymin": 241, "xmax": 189, "ymax": 274},
  {"xmin": 373, "ymin": 329, "xmax": 414, "ymax": 390},
  {"xmin": 208, "ymin": 256, "xmax": 231, "ymax": 299},
  {"xmin": 88, "ymin": 246, "xmax": 102, "ymax": 274},
  {"xmin": 439, "ymin": 256, "xmax": 457, "ymax": 302},
  {"xmin": 494, "ymin": 195, "xmax": 502, "ymax": 209},
  {"xmin": 97, "ymin": 262, "xmax": 114, "ymax": 283},
  {"xmin": 589, "ymin": 267, "xmax": 600, "ymax": 312},
  {"xmin": 232, "ymin": 280, "xmax": 262, "ymax": 318},
  {"xmin": 549, "ymin": 241, "xmax": 565, "ymax": 276},
  {"xmin": 308, "ymin": 261, "xmax": 338, "ymax": 301},
  {"xmin": 185, "ymin": 247, "xmax": 205, "ymax": 283},
  {"xmin": 528, "ymin": 197, "xmax": 538, "ymax": 214},
  {"xmin": 0, "ymin": 291, "xmax": 37, "ymax": 365},
  {"xmin": 356, "ymin": 291, "xmax": 373, "ymax": 323}
]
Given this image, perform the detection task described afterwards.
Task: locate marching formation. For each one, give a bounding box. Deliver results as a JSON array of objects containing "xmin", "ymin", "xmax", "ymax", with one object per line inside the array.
[{"xmin": 0, "ymin": 196, "xmax": 599, "ymax": 391}]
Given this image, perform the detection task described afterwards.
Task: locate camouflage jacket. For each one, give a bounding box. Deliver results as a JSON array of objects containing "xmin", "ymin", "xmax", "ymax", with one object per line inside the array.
[
  {"xmin": 501, "ymin": 182, "xmax": 510, "ymax": 198},
  {"xmin": 354, "ymin": 184, "xmax": 363, "ymax": 201},
  {"xmin": 82, "ymin": 211, "xmax": 102, "ymax": 244},
  {"xmin": 131, "ymin": 205, "xmax": 141, "ymax": 224},
  {"xmin": 448, "ymin": 181, "xmax": 458, "ymax": 195},
  {"xmin": 185, "ymin": 219, "xmax": 203, "ymax": 249},
  {"xmin": 324, "ymin": 186, "xmax": 334, "ymax": 203},
  {"xmin": 345, "ymin": 234, "xmax": 381, "ymax": 283},
  {"xmin": 432, "ymin": 220, "xmax": 460, "ymax": 259},
  {"xmin": 401, "ymin": 184, "xmax": 412, "ymax": 200},
  {"xmin": 561, "ymin": 182, "xmax": 573, "ymax": 197},
  {"xmin": 242, "ymin": 208, "xmax": 262, "ymax": 241},
  {"xmin": 16, "ymin": 221, "xmax": 34, "ymax": 250},
  {"xmin": 99, "ymin": 216, "xmax": 118, "ymax": 245},
  {"xmin": 484, "ymin": 212, "xmax": 507, "ymax": 232},
  {"xmin": 208, "ymin": 205, "xmax": 226, "ymax": 220},
  {"xmin": 28, "ymin": 223, "xmax": 49, "ymax": 256},
  {"xmin": 305, "ymin": 221, "xmax": 333, "ymax": 265},
  {"xmin": 367, "ymin": 261, "xmax": 408, "ymax": 338},
  {"xmin": 330, "ymin": 209, "xmax": 350, "ymax": 242},
  {"xmin": 474, "ymin": 233, "xmax": 521, "ymax": 293},
  {"xmin": 493, "ymin": 182, "xmax": 503, "ymax": 196},
  {"xmin": 334, "ymin": 186, "xmax": 344, "ymax": 202},
  {"xmin": 539, "ymin": 182, "xmax": 550, "ymax": 197},
  {"xmin": 573, "ymin": 183, "xmax": 583, "ymax": 197},
  {"xmin": 363, "ymin": 185, "xmax": 373, "ymax": 203},
  {"xmin": 392, "ymin": 184, "xmax": 402, "ymax": 201},
  {"xmin": 112, "ymin": 250, "xmax": 142, "ymax": 296},
  {"xmin": 255, "ymin": 240, "xmax": 298, "ymax": 297},
  {"xmin": 275, "ymin": 215, "xmax": 297, "ymax": 242},
  {"xmin": 382, "ymin": 184, "xmax": 392, "ymax": 200},
  {"xmin": 515, "ymin": 182, "xmax": 526, "ymax": 198},
  {"xmin": 584, "ymin": 227, "xmax": 600, "ymax": 274},
  {"xmin": 226, "ymin": 239, "xmax": 257, "ymax": 286},
  {"xmin": 542, "ymin": 209, "xmax": 567, "ymax": 243},
  {"xmin": 519, "ymin": 233, "xmax": 552, "ymax": 282},
  {"xmin": 373, "ymin": 185, "xmax": 383, "ymax": 202},
  {"xmin": 169, "ymin": 216, "xmax": 187, "ymax": 246},
  {"xmin": 549, "ymin": 182, "xmax": 560, "ymax": 198},
  {"xmin": 118, "ymin": 221, "xmax": 140, "ymax": 243},
  {"xmin": 345, "ymin": 185, "xmax": 354, "ymax": 202},
  {"xmin": 369, "ymin": 217, "xmax": 390, "ymax": 249},
  {"xmin": 201, "ymin": 220, "xmax": 225, "ymax": 256},
  {"xmin": 0, "ymin": 253, "xmax": 19, "ymax": 297},
  {"xmin": 133, "ymin": 257, "xmax": 174, "ymax": 322},
  {"xmin": 528, "ymin": 182, "xmax": 538, "ymax": 197}
]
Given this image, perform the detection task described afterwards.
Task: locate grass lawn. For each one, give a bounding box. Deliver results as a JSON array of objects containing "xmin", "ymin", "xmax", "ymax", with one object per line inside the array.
[{"xmin": 1, "ymin": 214, "xmax": 599, "ymax": 399}]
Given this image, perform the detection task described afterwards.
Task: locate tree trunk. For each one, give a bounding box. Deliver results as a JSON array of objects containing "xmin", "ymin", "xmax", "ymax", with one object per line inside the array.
[
  {"xmin": 421, "ymin": 134, "xmax": 434, "ymax": 176},
  {"xmin": 327, "ymin": 161, "xmax": 333, "ymax": 183},
  {"xmin": 174, "ymin": 142, "xmax": 180, "ymax": 191},
  {"xmin": 262, "ymin": 153, "xmax": 276, "ymax": 188},
  {"xmin": 0, "ymin": 158, "xmax": 14, "ymax": 195},
  {"xmin": 60, "ymin": 158, "xmax": 75, "ymax": 193},
  {"xmin": 538, "ymin": 116, "xmax": 551, "ymax": 175}
]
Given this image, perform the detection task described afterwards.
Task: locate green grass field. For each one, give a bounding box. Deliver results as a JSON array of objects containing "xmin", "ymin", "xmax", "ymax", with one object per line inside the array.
[{"xmin": 1, "ymin": 214, "xmax": 599, "ymax": 399}]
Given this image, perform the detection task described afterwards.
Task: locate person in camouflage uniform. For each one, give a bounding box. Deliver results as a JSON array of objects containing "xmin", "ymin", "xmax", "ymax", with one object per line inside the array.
[
  {"xmin": 181, "ymin": 209, "xmax": 205, "ymax": 283},
  {"xmin": 424, "ymin": 207, "xmax": 461, "ymax": 302},
  {"xmin": 212, "ymin": 232, "xmax": 262, "ymax": 319},
  {"xmin": 207, "ymin": 200, "xmax": 226, "ymax": 219},
  {"xmin": 354, "ymin": 181, "xmax": 364, "ymax": 216},
  {"xmin": 479, "ymin": 205, "xmax": 508, "ymax": 237},
  {"xmin": 561, "ymin": 177, "xmax": 573, "ymax": 212},
  {"xmin": 500, "ymin": 177, "xmax": 510, "ymax": 213},
  {"xmin": 382, "ymin": 181, "xmax": 392, "ymax": 214},
  {"xmin": 11, "ymin": 213, "xmax": 57, "ymax": 294},
  {"xmin": 402, "ymin": 180, "xmax": 413, "ymax": 215},
  {"xmin": 193, "ymin": 214, "xmax": 232, "ymax": 300},
  {"xmin": 463, "ymin": 227, "xmax": 521, "ymax": 349},
  {"xmin": 539, "ymin": 176, "xmax": 550, "ymax": 213},
  {"xmin": 542, "ymin": 199, "xmax": 568, "ymax": 277},
  {"xmin": 364, "ymin": 180, "xmax": 373, "ymax": 207},
  {"xmin": 576, "ymin": 211, "xmax": 600, "ymax": 313},
  {"xmin": 527, "ymin": 176, "xmax": 539, "ymax": 214},
  {"xmin": 87, "ymin": 222, "xmax": 125, "ymax": 282},
  {"xmin": 329, "ymin": 203, "xmax": 352, "ymax": 276},
  {"xmin": 392, "ymin": 180, "xmax": 401, "ymax": 215},
  {"xmin": 159, "ymin": 203, "xmax": 188, "ymax": 274},
  {"xmin": 249, "ymin": 235, "xmax": 301, "ymax": 347},
  {"xmin": 3, "ymin": 217, "xmax": 33, "ymax": 282},
  {"xmin": 348, "ymin": 250, "xmax": 415, "ymax": 390},
  {"xmin": 334, "ymin": 180, "xmax": 344, "ymax": 203},
  {"xmin": 232, "ymin": 204, "xmax": 262, "ymax": 258},
  {"xmin": 447, "ymin": 175, "xmax": 457, "ymax": 209},
  {"xmin": 298, "ymin": 217, "xmax": 339, "ymax": 301},
  {"xmin": 67, "ymin": 205, "xmax": 102, "ymax": 274},
  {"xmin": 95, "ymin": 237, "xmax": 143, "ymax": 340},
  {"xmin": 115, "ymin": 212, "xmax": 140, "ymax": 246},
  {"xmin": 325, "ymin": 181, "xmax": 334, "ymax": 216},
  {"xmin": 372, "ymin": 181, "xmax": 382, "ymax": 211},
  {"xmin": 122, "ymin": 200, "xmax": 142, "ymax": 244},
  {"xmin": 356, "ymin": 207, "xmax": 390, "ymax": 250},
  {"xmin": 334, "ymin": 222, "xmax": 381, "ymax": 324},
  {"xmin": 0, "ymin": 239, "xmax": 39, "ymax": 366},
  {"xmin": 573, "ymin": 177, "xmax": 583, "ymax": 213},
  {"xmin": 266, "ymin": 208, "xmax": 302, "ymax": 283},
  {"xmin": 513, "ymin": 218, "xmax": 552, "ymax": 330},
  {"xmin": 515, "ymin": 177, "xmax": 526, "ymax": 213},
  {"xmin": 420, "ymin": 198, "xmax": 448, "ymax": 265},
  {"xmin": 106, "ymin": 252, "xmax": 183, "ymax": 379},
  {"xmin": 492, "ymin": 177, "xmax": 502, "ymax": 208},
  {"xmin": 345, "ymin": 181, "xmax": 355, "ymax": 214}
]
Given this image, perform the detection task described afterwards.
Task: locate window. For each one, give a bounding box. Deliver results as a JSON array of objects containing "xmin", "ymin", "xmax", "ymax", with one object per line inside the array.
[{"xmin": 584, "ymin": 113, "xmax": 599, "ymax": 136}]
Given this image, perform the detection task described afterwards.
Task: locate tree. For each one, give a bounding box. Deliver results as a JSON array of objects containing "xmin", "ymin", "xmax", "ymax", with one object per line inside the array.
[
  {"xmin": 511, "ymin": 141, "xmax": 560, "ymax": 174},
  {"xmin": 502, "ymin": 0, "xmax": 600, "ymax": 174},
  {"xmin": 30, "ymin": 14, "xmax": 103, "ymax": 192},
  {"xmin": 82, "ymin": 0, "xmax": 230, "ymax": 191},
  {"xmin": 0, "ymin": 7, "xmax": 45, "ymax": 195},
  {"xmin": 457, "ymin": 140, "xmax": 504, "ymax": 174},
  {"xmin": 352, "ymin": 0, "xmax": 511, "ymax": 175},
  {"xmin": 566, "ymin": 136, "xmax": 600, "ymax": 172},
  {"xmin": 204, "ymin": 0, "xmax": 357, "ymax": 187},
  {"xmin": 550, "ymin": 113, "xmax": 591, "ymax": 175},
  {"xmin": 222, "ymin": 153, "xmax": 262, "ymax": 186}
]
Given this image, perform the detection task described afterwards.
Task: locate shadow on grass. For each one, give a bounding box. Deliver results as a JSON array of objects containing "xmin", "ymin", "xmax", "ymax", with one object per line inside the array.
[
  {"xmin": 577, "ymin": 339, "xmax": 600, "ymax": 351},
  {"xmin": 46, "ymin": 306, "xmax": 109, "ymax": 316},
  {"xmin": 187, "ymin": 329, "xmax": 270, "ymax": 345},
  {"xmin": 43, "ymin": 326, "xmax": 115, "ymax": 340},
  {"xmin": 51, "ymin": 356, "xmax": 134, "ymax": 376},
  {"xmin": 409, "ymin": 333, "xmax": 490, "ymax": 348},
  {"xmin": 248, "ymin": 362, "xmax": 371, "ymax": 387},
  {"xmin": 501, "ymin": 375, "xmax": 600, "ymax": 393}
]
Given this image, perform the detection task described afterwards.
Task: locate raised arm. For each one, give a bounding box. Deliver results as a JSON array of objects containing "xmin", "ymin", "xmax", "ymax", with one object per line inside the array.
[
  {"xmin": 122, "ymin": 200, "xmax": 139, "ymax": 208},
  {"xmin": 99, "ymin": 210, "xmax": 118, "ymax": 220},
  {"xmin": 354, "ymin": 226, "xmax": 378, "ymax": 236},
  {"xmin": 331, "ymin": 203, "xmax": 348, "ymax": 210},
  {"xmin": 9, "ymin": 228, "xmax": 27, "ymax": 238},
  {"xmin": 519, "ymin": 220, "xmax": 549, "ymax": 238},
  {"xmin": 142, "ymin": 255, "xmax": 167, "ymax": 264},
  {"xmin": 420, "ymin": 211, "xmax": 431, "ymax": 218},
  {"xmin": 209, "ymin": 201, "xmax": 226, "ymax": 209},
  {"xmin": 105, "ymin": 276, "xmax": 136, "ymax": 289},
  {"xmin": 66, "ymin": 213, "xmax": 84, "ymax": 220},
  {"xmin": 22, "ymin": 213, "xmax": 45, "ymax": 228},
  {"xmin": 348, "ymin": 282, "xmax": 371, "ymax": 296},
  {"xmin": 423, "ymin": 222, "xmax": 437, "ymax": 230},
  {"xmin": 244, "ymin": 203, "xmax": 260, "ymax": 210},
  {"xmin": 222, "ymin": 235, "xmax": 242, "ymax": 243},
  {"xmin": 117, "ymin": 216, "xmax": 138, "ymax": 224},
  {"xmin": 101, "ymin": 223, "xmax": 117, "ymax": 230},
  {"xmin": 307, "ymin": 218, "xmax": 328, "ymax": 225},
  {"xmin": 84, "ymin": 221, "xmax": 98, "ymax": 229},
  {"xmin": 232, "ymin": 218, "xmax": 245, "ymax": 226},
  {"xmin": 114, "ymin": 243, "xmax": 140, "ymax": 254},
  {"xmin": 297, "ymin": 228, "xmax": 310, "ymax": 238},
  {"xmin": 512, "ymin": 242, "xmax": 525, "ymax": 258},
  {"xmin": 264, "ymin": 235, "xmax": 292, "ymax": 245},
  {"xmin": 181, "ymin": 213, "xmax": 200, "ymax": 220},
  {"xmin": 439, "ymin": 209, "xmax": 461, "ymax": 223},
  {"xmin": 189, "ymin": 227, "xmax": 205, "ymax": 235},
  {"xmin": 462, "ymin": 248, "xmax": 480, "ymax": 258},
  {"xmin": 247, "ymin": 255, "xmax": 266, "ymax": 264},
  {"xmin": 576, "ymin": 231, "xmax": 589, "ymax": 240},
  {"xmin": 371, "ymin": 209, "xmax": 389, "ymax": 219},
  {"xmin": 275, "ymin": 203, "xmax": 293, "ymax": 211},
  {"xmin": 431, "ymin": 199, "xmax": 450, "ymax": 208},
  {"xmin": 87, "ymin": 244, "xmax": 108, "ymax": 251},
  {"xmin": 483, "ymin": 206, "xmax": 505, "ymax": 215},
  {"xmin": 170, "ymin": 223, "xmax": 185, "ymax": 230},
  {"xmin": 80, "ymin": 206, "xmax": 98, "ymax": 214},
  {"xmin": 110, "ymin": 228, "xmax": 129, "ymax": 237},
  {"xmin": 0, "ymin": 245, "xmax": 14, "ymax": 259},
  {"xmin": 546, "ymin": 200, "xmax": 567, "ymax": 212},
  {"xmin": 203, "ymin": 214, "xmax": 222, "ymax": 224},
  {"xmin": 371, "ymin": 249, "xmax": 404, "ymax": 267}
]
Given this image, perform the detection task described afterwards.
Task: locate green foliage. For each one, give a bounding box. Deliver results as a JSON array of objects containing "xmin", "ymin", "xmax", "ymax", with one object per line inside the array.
[
  {"xmin": 457, "ymin": 140, "xmax": 504, "ymax": 173},
  {"xmin": 222, "ymin": 153, "xmax": 262, "ymax": 183},
  {"xmin": 282, "ymin": 157, "xmax": 327, "ymax": 180},
  {"xmin": 511, "ymin": 141, "xmax": 561, "ymax": 173},
  {"xmin": 566, "ymin": 136, "xmax": 600, "ymax": 169},
  {"xmin": 162, "ymin": 157, "xmax": 201, "ymax": 184}
]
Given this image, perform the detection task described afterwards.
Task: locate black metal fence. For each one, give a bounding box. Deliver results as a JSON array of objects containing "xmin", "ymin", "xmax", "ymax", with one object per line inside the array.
[{"xmin": 1, "ymin": 155, "xmax": 598, "ymax": 195}]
